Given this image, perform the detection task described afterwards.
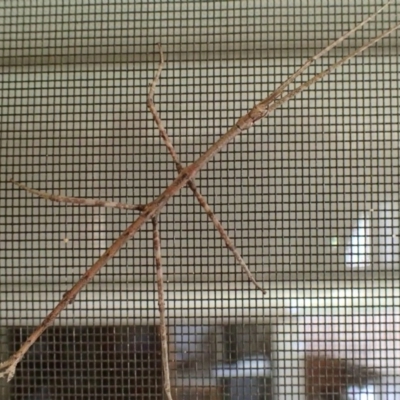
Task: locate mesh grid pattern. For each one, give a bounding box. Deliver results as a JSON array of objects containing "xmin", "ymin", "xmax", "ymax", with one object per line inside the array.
[{"xmin": 0, "ymin": 1, "xmax": 399, "ymax": 399}]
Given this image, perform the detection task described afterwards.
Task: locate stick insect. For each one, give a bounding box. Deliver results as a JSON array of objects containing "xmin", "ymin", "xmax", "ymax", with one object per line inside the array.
[{"xmin": 1, "ymin": 3, "xmax": 399, "ymax": 399}]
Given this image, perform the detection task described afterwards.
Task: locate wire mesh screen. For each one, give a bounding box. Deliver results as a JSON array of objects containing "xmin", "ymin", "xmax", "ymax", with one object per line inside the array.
[{"xmin": 0, "ymin": 1, "xmax": 399, "ymax": 399}]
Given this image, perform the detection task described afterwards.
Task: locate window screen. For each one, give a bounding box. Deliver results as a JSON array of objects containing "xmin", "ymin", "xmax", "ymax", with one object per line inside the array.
[{"xmin": 0, "ymin": 1, "xmax": 399, "ymax": 399}]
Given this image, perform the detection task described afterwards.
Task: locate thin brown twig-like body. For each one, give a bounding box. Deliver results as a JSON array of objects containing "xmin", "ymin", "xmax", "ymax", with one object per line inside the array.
[
  {"xmin": 9, "ymin": 179, "xmax": 144, "ymax": 211},
  {"xmin": 191, "ymin": 24, "xmax": 400, "ymax": 174},
  {"xmin": 152, "ymin": 216, "xmax": 173, "ymax": 400},
  {"xmin": 1, "ymin": 5, "xmax": 399, "ymax": 382},
  {"xmin": 147, "ymin": 44, "xmax": 265, "ymax": 293}
]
